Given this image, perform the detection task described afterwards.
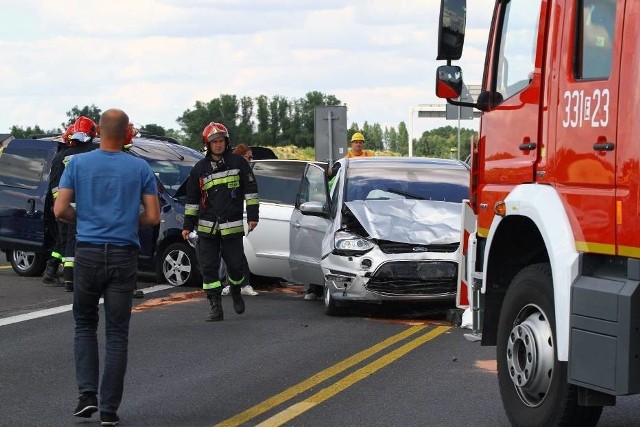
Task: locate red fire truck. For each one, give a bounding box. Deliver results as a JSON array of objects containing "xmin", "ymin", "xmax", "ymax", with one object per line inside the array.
[{"xmin": 435, "ymin": 0, "xmax": 639, "ymax": 425}]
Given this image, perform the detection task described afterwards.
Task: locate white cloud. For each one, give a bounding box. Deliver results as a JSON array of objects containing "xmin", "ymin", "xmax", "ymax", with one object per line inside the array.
[{"xmin": 0, "ymin": 0, "xmax": 494, "ymax": 139}]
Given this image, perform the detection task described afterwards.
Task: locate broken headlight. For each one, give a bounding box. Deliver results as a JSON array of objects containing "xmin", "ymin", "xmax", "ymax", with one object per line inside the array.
[{"xmin": 334, "ymin": 231, "xmax": 374, "ymax": 255}]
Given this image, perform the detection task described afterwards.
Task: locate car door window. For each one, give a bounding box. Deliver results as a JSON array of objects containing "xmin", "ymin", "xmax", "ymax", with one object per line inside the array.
[
  {"xmin": 296, "ymin": 164, "xmax": 328, "ymax": 207},
  {"xmin": 0, "ymin": 146, "xmax": 48, "ymax": 189}
]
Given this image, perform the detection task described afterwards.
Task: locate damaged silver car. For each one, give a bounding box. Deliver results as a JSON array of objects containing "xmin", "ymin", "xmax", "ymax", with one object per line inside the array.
[{"xmin": 288, "ymin": 157, "xmax": 469, "ymax": 315}]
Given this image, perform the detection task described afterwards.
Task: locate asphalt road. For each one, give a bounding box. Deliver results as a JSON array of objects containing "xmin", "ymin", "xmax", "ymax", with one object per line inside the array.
[{"xmin": 1, "ymin": 259, "xmax": 638, "ymax": 427}]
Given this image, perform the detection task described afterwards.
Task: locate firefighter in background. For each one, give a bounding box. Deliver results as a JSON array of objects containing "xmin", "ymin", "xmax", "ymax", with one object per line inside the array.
[
  {"xmin": 181, "ymin": 122, "xmax": 259, "ymax": 321},
  {"xmin": 49, "ymin": 116, "xmax": 98, "ymax": 292},
  {"xmin": 42, "ymin": 125, "xmax": 75, "ymax": 286}
]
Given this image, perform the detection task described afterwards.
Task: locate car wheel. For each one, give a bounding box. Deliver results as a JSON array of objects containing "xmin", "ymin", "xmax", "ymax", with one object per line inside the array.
[
  {"xmin": 9, "ymin": 250, "xmax": 47, "ymax": 277},
  {"xmin": 156, "ymin": 242, "xmax": 201, "ymax": 287},
  {"xmin": 497, "ymin": 263, "xmax": 602, "ymax": 426},
  {"xmin": 324, "ymin": 285, "xmax": 344, "ymax": 316}
]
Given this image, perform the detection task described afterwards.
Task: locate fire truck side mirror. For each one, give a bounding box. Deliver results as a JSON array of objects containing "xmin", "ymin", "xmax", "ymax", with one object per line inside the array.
[
  {"xmin": 436, "ymin": 0, "xmax": 467, "ymax": 61},
  {"xmin": 435, "ymin": 65, "xmax": 463, "ymax": 99},
  {"xmin": 476, "ymin": 91, "xmax": 504, "ymax": 112}
]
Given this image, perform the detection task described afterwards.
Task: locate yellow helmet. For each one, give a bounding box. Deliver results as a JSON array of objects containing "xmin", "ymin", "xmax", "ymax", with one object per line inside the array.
[{"xmin": 351, "ymin": 132, "xmax": 365, "ymax": 142}]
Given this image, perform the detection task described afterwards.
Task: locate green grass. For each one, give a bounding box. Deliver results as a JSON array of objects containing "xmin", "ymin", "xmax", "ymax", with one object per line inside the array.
[{"xmin": 266, "ymin": 145, "xmax": 401, "ymax": 160}]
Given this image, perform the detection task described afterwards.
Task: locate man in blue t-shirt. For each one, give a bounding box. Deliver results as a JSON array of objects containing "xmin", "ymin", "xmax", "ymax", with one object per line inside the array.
[{"xmin": 54, "ymin": 108, "xmax": 160, "ymax": 426}]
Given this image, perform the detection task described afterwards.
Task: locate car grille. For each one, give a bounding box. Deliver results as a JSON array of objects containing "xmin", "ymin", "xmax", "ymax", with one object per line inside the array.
[
  {"xmin": 366, "ymin": 261, "xmax": 457, "ymax": 295},
  {"xmin": 377, "ymin": 241, "xmax": 459, "ymax": 254}
]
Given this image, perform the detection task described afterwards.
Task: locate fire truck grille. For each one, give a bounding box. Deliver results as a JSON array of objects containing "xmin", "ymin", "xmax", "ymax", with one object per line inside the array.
[
  {"xmin": 366, "ymin": 261, "xmax": 457, "ymax": 295},
  {"xmin": 377, "ymin": 241, "xmax": 459, "ymax": 254}
]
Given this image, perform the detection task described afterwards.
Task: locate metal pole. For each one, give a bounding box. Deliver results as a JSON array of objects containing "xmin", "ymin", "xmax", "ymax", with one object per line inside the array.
[
  {"xmin": 409, "ymin": 107, "xmax": 414, "ymax": 157},
  {"xmin": 327, "ymin": 110, "xmax": 334, "ymax": 165},
  {"xmin": 457, "ymin": 106, "xmax": 461, "ymax": 161}
]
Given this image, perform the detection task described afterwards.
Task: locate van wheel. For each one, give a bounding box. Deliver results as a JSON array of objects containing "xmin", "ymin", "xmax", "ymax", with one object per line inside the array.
[
  {"xmin": 156, "ymin": 243, "xmax": 201, "ymax": 287},
  {"xmin": 497, "ymin": 263, "xmax": 602, "ymax": 426},
  {"xmin": 10, "ymin": 250, "xmax": 47, "ymax": 277},
  {"xmin": 324, "ymin": 285, "xmax": 344, "ymax": 316}
]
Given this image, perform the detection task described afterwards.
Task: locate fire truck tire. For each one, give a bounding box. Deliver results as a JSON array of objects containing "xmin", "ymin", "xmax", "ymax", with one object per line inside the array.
[{"xmin": 496, "ymin": 263, "xmax": 603, "ymax": 427}]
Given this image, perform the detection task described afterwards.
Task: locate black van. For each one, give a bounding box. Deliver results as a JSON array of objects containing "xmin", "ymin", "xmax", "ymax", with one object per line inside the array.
[{"xmin": 0, "ymin": 134, "xmax": 204, "ymax": 286}]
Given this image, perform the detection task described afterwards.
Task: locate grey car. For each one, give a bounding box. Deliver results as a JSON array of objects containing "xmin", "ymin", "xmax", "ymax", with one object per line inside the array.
[{"xmin": 289, "ymin": 157, "xmax": 470, "ymax": 315}]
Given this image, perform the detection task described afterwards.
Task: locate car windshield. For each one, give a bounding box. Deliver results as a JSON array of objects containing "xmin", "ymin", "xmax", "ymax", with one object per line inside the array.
[
  {"xmin": 345, "ymin": 166, "xmax": 469, "ymax": 203},
  {"xmin": 129, "ymin": 142, "xmax": 203, "ymax": 196},
  {"xmin": 145, "ymin": 160, "xmax": 198, "ymax": 196}
]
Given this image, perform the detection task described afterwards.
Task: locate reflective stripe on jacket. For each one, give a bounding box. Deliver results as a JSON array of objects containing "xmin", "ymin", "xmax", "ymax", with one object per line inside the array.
[{"xmin": 183, "ymin": 151, "xmax": 259, "ymax": 238}]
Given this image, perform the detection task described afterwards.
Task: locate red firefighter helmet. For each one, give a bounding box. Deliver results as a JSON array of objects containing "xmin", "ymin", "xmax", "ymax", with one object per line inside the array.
[
  {"xmin": 125, "ymin": 123, "xmax": 138, "ymax": 145},
  {"xmin": 202, "ymin": 122, "xmax": 229, "ymax": 147},
  {"xmin": 61, "ymin": 125, "xmax": 75, "ymax": 146},
  {"xmin": 70, "ymin": 116, "xmax": 97, "ymax": 143}
]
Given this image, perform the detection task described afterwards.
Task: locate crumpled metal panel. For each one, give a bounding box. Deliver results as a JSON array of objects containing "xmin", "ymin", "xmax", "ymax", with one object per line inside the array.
[{"xmin": 344, "ymin": 199, "xmax": 461, "ymax": 245}]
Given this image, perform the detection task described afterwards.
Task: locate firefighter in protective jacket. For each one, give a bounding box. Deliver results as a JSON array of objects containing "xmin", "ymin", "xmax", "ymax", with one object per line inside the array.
[
  {"xmin": 181, "ymin": 122, "xmax": 259, "ymax": 321},
  {"xmin": 45, "ymin": 117, "xmax": 98, "ymax": 292}
]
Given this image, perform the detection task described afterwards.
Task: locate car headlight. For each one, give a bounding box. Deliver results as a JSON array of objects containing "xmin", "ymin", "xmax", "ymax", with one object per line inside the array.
[{"xmin": 334, "ymin": 231, "xmax": 374, "ymax": 254}]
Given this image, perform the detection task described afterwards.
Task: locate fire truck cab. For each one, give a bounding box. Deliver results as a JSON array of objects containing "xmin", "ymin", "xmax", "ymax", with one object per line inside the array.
[{"xmin": 435, "ymin": 0, "xmax": 639, "ymax": 425}]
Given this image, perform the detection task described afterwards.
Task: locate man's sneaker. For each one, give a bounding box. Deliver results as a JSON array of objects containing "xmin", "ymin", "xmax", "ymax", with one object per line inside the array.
[
  {"xmin": 241, "ymin": 285, "xmax": 259, "ymax": 296},
  {"xmin": 304, "ymin": 292, "xmax": 320, "ymax": 301},
  {"xmin": 73, "ymin": 392, "xmax": 98, "ymax": 418},
  {"xmin": 100, "ymin": 412, "xmax": 119, "ymax": 426},
  {"xmin": 132, "ymin": 289, "xmax": 144, "ymax": 299},
  {"xmin": 221, "ymin": 285, "xmax": 230, "ymax": 296}
]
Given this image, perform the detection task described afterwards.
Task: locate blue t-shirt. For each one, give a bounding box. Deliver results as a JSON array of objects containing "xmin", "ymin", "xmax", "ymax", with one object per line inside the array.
[{"xmin": 59, "ymin": 149, "xmax": 157, "ymax": 247}]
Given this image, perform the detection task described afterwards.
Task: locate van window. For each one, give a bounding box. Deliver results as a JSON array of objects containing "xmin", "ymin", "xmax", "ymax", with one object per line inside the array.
[
  {"xmin": 0, "ymin": 146, "xmax": 47, "ymax": 189},
  {"xmin": 578, "ymin": 0, "xmax": 616, "ymax": 79},
  {"xmin": 252, "ymin": 161, "xmax": 309, "ymax": 205}
]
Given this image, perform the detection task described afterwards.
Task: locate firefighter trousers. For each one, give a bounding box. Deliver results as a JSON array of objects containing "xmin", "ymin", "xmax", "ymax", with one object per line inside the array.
[
  {"xmin": 196, "ymin": 235, "xmax": 245, "ymax": 296},
  {"xmin": 63, "ymin": 222, "xmax": 77, "ymax": 284}
]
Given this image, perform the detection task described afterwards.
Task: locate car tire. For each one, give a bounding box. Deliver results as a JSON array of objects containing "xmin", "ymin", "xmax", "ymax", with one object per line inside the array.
[
  {"xmin": 496, "ymin": 263, "xmax": 602, "ymax": 426},
  {"xmin": 324, "ymin": 285, "xmax": 344, "ymax": 316},
  {"xmin": 9, "ymin": 250, "xmax": 47, "ymax": 277},
  {"xmin": 156, "ymin": 242, "xmax": 201, "ymax": 287}
]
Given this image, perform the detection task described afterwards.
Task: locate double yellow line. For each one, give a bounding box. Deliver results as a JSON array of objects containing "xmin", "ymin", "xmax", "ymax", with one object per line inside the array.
[{"xmin": 216, "ymin": 324, "xmax": 450, "ymax": 427}]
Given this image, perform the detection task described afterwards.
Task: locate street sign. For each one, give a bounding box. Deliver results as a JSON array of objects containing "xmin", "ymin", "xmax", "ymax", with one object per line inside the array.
[
  {"xmin": 314, "ymin": 106, "xmax": 348, "ymax": 163},
  {"xmin": 445, "ymin": 84, "xmax": 476, "ymax": 120}
]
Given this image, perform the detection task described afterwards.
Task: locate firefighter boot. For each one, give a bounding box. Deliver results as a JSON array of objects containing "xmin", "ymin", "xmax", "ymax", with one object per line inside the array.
[
  {"xmin": 206, "ymin": 293, "xmax": 224, "ymax": 322},
  {"xmin": 42, "ymin": 258, "xmax": 61, "ymax": 286},
  {"xmin": 230, "ymin": 285, "xmax": 245, "ymax": 315}
]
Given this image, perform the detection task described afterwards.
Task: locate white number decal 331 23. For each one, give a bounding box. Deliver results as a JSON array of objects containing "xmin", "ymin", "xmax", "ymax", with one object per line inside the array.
[{"xmin": 562, "ymin": 89, "xmax": 609, "ymax": 128}]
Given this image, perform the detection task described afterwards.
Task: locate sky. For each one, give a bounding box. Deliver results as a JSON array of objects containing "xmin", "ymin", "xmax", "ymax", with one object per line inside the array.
[{"xmin": 0, "ymin": 0, "xmax": 495, "ymax": 141}]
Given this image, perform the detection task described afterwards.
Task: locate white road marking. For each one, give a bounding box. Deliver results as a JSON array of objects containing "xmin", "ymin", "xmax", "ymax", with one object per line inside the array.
[{"xmin": 0, "ymin": 284, "xmax": 174, "ymax": 327}]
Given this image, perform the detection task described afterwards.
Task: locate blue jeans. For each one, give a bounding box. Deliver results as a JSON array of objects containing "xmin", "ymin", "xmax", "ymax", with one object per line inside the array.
[{"xmin": 73, "ymin": 243, "xmax": 137, "ymax": 414}]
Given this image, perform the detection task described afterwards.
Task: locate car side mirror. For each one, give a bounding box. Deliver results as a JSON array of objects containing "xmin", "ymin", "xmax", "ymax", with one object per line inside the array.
[{"xmin": 299, "ymin": 201, "xmax": 327, "ymax": 217}]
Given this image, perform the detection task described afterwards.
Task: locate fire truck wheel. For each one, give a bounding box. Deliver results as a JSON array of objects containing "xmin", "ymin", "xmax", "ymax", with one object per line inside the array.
[{"xmin": 496, "ymin": 263, "xmax": 602, "ymax": 426}]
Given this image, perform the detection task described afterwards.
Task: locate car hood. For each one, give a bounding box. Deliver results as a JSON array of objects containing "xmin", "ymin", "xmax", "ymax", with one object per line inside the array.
[{"xmin": 344, "ymin": 199, "xmax": 461, "ymax": 245}]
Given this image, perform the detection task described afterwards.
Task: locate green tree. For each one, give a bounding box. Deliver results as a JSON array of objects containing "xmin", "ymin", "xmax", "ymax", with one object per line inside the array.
[
  {"xmin": 237, "ymin": 96, "xmax": 254, "ymax": 146},
  {"xmin": 397, "ymin": 122, "xmax": 409, "ymax": 156},
  {"xmin": 255, "ymin": 95, "xmax": 270, "ymax": 146},
  {"xmin": 385, "ymin": 126, "xmax": 399, "ymax": 152},
  {"xmin": 176, "ymin": 94, "xmax": 241, "ymax": 149},
  {"xmin": 270, "ymin": 95, "xmax": 289, "ymax": 146},
  {"xmin": 141, "ymin": 124, "xmax": 166, "ymax": 136},
  {"xmin": 10, "ymin": 124, "xmax": 56, "ymax": 138},
  {"xmin": 63, "ymin": 104, "xmax": 102, "ymax": 128}
]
